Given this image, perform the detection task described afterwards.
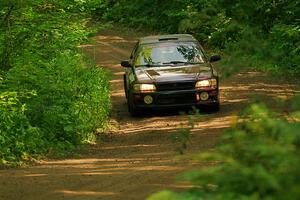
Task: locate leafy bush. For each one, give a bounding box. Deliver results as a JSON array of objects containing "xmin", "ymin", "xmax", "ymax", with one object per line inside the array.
[
  {"xmin": 98, "ymin": 0, "xmax": 185, "ymax": 32},
  {"xmin": 3, "ymin": 51, "xmax": 110, "ymax": 145},
  {"xmin": 268, "ymin": 24, "xmax": 300, "ymax": 74},
  {"xmin": 148, "ymin": 101, "xmax": 300, "ymax": 200},
  {"xmin": 0, "ymin": 92, "xmax": 43, "ymax": 165},
  {"xmin": 0, "ymin": 0, "xmax": 111, "ymax": 165},
  {"xmin": 220, "ymin": 24, "xmax": 300, "ymax": 76}
]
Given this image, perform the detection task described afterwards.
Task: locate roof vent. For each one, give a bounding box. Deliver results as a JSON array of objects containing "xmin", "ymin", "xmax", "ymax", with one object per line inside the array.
[{"xmin": 158, "ymin": 38, "xmax": 178, "ymax": 41}]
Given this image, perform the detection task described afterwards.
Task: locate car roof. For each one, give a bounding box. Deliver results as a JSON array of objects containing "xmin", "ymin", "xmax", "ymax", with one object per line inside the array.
[{"xmin": 139, "ymin": 34, "xmax": 197, "ymax": 45}]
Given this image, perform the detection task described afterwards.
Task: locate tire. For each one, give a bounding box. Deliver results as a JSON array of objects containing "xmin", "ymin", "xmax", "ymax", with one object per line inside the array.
[
  {"xmin": 123, "ymin": 74, "xmax": 128, "ymax": 99},
  {"xmin": 127, "ymin": 95, "xmax": 140, "ymax": 117}
]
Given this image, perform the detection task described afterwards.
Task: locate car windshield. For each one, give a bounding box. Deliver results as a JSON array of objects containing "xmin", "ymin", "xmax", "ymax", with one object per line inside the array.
[{"xmin": 134, "ymin": 42, "xmax": 206, "ymax": 67}]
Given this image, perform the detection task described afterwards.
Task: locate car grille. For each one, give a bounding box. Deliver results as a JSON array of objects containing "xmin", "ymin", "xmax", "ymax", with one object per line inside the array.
[
  {"xmin": 156, "ymin": 81, "xmax": 195, "ymax": 91},
  {"xmin": 156, "ymin": 93, "xmax": 196, "ymax": 105}
]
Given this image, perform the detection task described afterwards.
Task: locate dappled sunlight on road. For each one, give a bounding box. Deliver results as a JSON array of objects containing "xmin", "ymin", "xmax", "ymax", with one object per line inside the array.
[
  {"xmin": 56, "ymin": 190, "xmax": 117, "ymax": 196},
  {"xmin": 110, "ymin": 79, "xmax": 123, "ymax": 84},
  {"xmin": 24, "ymin": 173, "xmax": 48, "ymax": 177},
  {"xmin": 94, "ymin": 35, "xmax": 135, "ymax": 43},
  {"xmin": 0, "ymin": 147, "xmax": 189, "ymax": 200}
]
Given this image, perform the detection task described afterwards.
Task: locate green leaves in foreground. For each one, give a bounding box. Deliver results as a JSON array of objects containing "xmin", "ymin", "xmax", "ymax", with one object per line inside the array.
[
  {"xmin": 0, "ymin": 92, "xmax": 42, "ymax": 165},
  {"xmin": 148, "ymin": 101, "xmax": 300, "ymax": 200},
  {"xmin": 0, "ymin": 52, "xmax": 111, "ymax": 165},
  {"xmin": 0, "ymin": 1, "xmax": 111, "ymax": 165}
]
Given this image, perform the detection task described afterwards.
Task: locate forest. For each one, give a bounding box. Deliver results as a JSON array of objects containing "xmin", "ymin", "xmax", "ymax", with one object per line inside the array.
[
  {"xmin": 0, "ymin": 0, "xmax": 111, "ymax": 165},
  {"xmin": 0, "ymin": 0, "xmax": 300, "ymax": 199}
]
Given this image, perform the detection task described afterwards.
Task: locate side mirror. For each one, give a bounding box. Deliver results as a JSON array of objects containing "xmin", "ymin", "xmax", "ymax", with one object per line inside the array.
[
  {"xmin": 121, "ymin": 60, "xmax": 132, "ymax": 68},
  {"xmin": 210, "ymin": 55, "xmax": 221, "ymax": 62}
]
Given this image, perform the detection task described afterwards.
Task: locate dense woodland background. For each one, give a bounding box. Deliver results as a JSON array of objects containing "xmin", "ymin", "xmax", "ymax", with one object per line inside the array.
[{"xmin": 0, "ymin": 0, "xmax": 300, "ymax": 199}]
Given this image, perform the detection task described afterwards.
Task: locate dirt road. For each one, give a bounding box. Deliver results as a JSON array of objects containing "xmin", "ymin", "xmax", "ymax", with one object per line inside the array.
[{"xmin": 0, "ymin": 28, "xmax": 298, "ymax": 200}]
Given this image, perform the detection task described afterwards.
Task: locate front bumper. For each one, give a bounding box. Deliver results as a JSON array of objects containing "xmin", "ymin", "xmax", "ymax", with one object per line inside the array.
[{"xmin": 132, "ymin": 89, "xmax": 219, "ymax": 109}]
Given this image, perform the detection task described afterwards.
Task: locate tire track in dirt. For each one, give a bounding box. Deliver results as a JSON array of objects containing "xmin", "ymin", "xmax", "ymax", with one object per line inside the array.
[{"xmin": 0, "ymin": 28, "xmax": 299, "ymax": 200}]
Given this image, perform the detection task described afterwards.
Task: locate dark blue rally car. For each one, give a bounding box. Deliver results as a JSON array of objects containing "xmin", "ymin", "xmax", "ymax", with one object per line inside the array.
[{"xmin": 121, "ymin": 34, "xmax": 221, "ymax": 116}]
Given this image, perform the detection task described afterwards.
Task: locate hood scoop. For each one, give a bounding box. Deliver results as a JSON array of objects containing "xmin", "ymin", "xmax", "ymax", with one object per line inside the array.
[{"xmin": 146, "ymin": 70, "xmax": 160, "ymax": 76}]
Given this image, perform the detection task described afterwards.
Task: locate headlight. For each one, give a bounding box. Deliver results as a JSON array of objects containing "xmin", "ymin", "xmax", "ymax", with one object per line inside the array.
[
  {"xmin": 195, "ymin": 79, "xmax": 217, "ymax": 89},
  {"xmin": 133, "ymin": 84, "xmax": 156, "ymax": 93}
]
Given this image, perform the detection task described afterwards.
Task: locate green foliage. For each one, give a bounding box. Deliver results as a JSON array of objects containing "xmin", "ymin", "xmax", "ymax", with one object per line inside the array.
[
  {"xmin": 3, "ymin": 52, "xmax": 110, "ymax": 145},
  {"xmin": 148, "ymin": 191, "xmax": 181, "ymax": 200},
  {"xmin": 0, "ymin": 0, "xmax": 96, "ymax": 70},
  {"xmin": 220, "ymin": 24, "xmax": 300, "ymax": 76},
  {"xmin": 0, "ymin": 92, "xmax": 43, "ymax": 165},
  {"xmin": 268, "ymin": 24, "xmax": 300, "ymax": 74},
  {"xmin": 172, "ymin": 110, "xmax": 201, "ymax": 155},
  {"xmin": 148, "ymin": 100, "xmax": 300, "ymax": 200},
  {"xmin": 172, "ymin": 123, "xmax": 191, "ymax": 155},
  {"xmin": 0, "ymin": 0, "xmax": 111, "ymax": 165},
  {"xmin": 98, "ymin": 0, "xmax": 189, "ymax": 32}
]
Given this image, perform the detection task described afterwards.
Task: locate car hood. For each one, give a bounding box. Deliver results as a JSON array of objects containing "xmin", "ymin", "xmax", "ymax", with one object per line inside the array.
[{"xmin": 135, "ymin": 64, "xmax": 213, "ymax": 83}]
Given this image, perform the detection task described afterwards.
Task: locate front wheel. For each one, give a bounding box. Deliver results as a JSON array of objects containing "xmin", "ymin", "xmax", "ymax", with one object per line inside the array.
[
  {"xmin": 127, "ymin": 95, "xmax": 141, "ymax": 117},
  {"xmin": 123, "ymin": 74, "xmax": 128, "ymax": 99}
]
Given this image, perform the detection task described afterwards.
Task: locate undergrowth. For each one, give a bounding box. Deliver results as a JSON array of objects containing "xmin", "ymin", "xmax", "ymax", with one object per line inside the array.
[{"xmin": 0, "ymin": 0, "xmax": 111, "ymax": 166}]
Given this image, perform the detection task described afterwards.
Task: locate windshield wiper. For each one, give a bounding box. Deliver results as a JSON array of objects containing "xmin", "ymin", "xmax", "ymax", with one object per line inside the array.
[
  {"xmin": 163, "ymin": 61, "xmax": 204, "ymax": 65},
  {"xmin": 187, "ymin": 62, "xmax": 204, "ymax": 65},
  {"xmin": 136, "ymin": 63, "xmax": 162, "ymax": 67},
  {"xmin": 136, "ymin": 64, "xmax": 159, "ymax": 67},
  {"xmin": 162, "ymin": 61, "xmax": 187, "ymax": 65}
]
